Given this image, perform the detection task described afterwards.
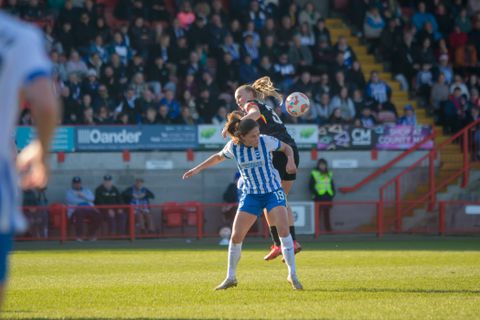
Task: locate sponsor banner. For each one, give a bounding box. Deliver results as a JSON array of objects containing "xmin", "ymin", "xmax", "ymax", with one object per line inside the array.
[
  {"xmin": 197, "ymin": 124, "xmax": 318, "ymax": 149},
  {"xmin": 291, "ymin": 201, "xmax": 315, "ymax": 234},
  {"xmin": 16, "ymin": 126, "xmax": 75, "ymax": 152},
  {"xmin": 285, "ymin": 125, "xmax": 319, "ymax": 148},
  {"xmin": 197, "ymin": 125, "xmax": 228, "ymax": 148},
  {"xmin": 76, "ymin": 125, "xmax": 198, "ymax": 151},
  {"xmin": 375, "ymin": 125, "xmax": 433, "ymax": 150},
  {"xmin": 317, "ymin": 125, "xmax": 432, "ymax": 150}
]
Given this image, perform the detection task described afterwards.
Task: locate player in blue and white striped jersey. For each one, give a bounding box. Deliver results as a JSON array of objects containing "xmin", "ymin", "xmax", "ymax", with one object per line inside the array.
[
  {"xmin": 183, "ymin": 112, "xmax": 303, "ymax": 290},
  {"xmin": 0, "ymin": 12, "xmax": 60, "ymax": 309}
]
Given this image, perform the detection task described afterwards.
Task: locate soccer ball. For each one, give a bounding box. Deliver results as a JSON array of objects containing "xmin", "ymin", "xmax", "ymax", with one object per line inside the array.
[{"xmin": 285, "ymin": 92, "xmax": 310, "ymax": 117}]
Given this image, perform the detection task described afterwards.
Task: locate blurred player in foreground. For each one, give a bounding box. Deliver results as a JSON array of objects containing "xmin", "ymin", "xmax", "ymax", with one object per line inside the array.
[{"xmin": 0, "ymin": 12, "xmax": 59, "ymax": 310}]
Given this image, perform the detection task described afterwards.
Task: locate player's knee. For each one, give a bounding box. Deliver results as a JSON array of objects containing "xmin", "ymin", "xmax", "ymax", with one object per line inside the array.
[{"xmin": 230, "ymin": 232, "xmax": 244, "ymax": 243}]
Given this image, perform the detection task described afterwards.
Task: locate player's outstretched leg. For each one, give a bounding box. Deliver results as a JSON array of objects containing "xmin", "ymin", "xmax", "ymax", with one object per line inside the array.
[{"xmin": 215, "ymin": 240, "xmax": 241, "ymax": 290}]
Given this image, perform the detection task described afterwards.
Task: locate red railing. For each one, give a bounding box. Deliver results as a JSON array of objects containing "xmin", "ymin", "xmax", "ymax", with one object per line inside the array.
[
  {"xmin": 339, "ymin": 131, "xmax": 436, "ymax": 193},
  {"xmin": 379, "ymin": 119, "xmax": 480, "ymax": 233},
  {"xmin": 16, "ymin": 199, "xmax": 480, "ymax": 242}
]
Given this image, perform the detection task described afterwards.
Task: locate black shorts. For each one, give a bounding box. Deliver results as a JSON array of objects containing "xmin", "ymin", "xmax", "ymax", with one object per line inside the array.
[{"xmin": 272, "ymin": 144, "xmax": 300, "ymax": 181}]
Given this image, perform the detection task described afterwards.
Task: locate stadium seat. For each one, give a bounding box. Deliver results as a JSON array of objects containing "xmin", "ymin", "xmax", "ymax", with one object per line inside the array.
[
  {"xmin": 161, "ymin": 202, "xmax": 184, "ymax": 231},
  {"xmin": 49, "ymin": 203, "xmax": 65, "ymax": 229}
]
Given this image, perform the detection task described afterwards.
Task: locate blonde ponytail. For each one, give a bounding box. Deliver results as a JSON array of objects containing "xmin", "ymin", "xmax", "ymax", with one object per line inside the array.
[{"xmin": 237, "ymin": 76, "xmax": 283, "ymax": 103}]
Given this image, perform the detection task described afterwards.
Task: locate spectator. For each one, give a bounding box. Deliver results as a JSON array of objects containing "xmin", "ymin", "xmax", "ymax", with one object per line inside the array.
[
  {"xmin": 61, "ymin": 86, "xmax": 82, "ymax": 124},
  {"xmin": 363, "ymin": 6, "xmax": 385, "ymax": 53},
  {"xmin": 95, "ymin": 175, "xmax": 127, "ymax": 236},
  {"xmin": 147, "ymin": 57, "xmax": 170, "ymax": 96},
  {"xmin": 398, "ymin": 105, "xmax": 417, "ymax": 126},
  {"xmin": 241, "ymin": 34, "xmax": 259, "ymax": 64},
  {"xmin": 115, "ymin": 87, "xmax": 141, "ymax": 124},
  {"xmin": 314, "ymin": 18, "xmax": 331, "ymax": 46},
  {"xmin": 379, "ymin": 17, "xmax": 402, "ymax": 61},
  {"xmin": 448, "ymin": 25, "xmax": 468, "ymax": 52},
  {"xmin": 238, "ymin": 55, "xmax": 258, "ymax": 84},
  {"xmin": 430, "ymin": 73, "xmax": 450, "ymax": 118},
  {"xmin": 22, "ymin": 188, "xmax": 48, "ymax": 238},
  {"xmin": 331, "ymin": 71, "xmax": 351, "ymax": 97},
  {"xmin": 244, "ymin": 0, "xmax": 266, "ymax": 30},
  {"xmin": 135, "ymin": 88, "xmax": 155, "ymax": 116},
  {"xmin": 435, "ymin": 3, "xmax": 452, "ymax": 36},
  {"xmin": 357, "ymin": 105, "xmax": 377, "ymax": 128},
  {"xmin": 122, "ymin": 178, "xmax": 155, "ymax": 234},
  {"xmin": 211, "ymin": 106, "xmax": 228, "ymax": 126},
  {"xmin": 159, "ymin": 88, "xmax": 181, "ymax": 120},
  {"xmin": 309, "ymin": 159, "xmax": 335, "ymax": 232},
  {"xmin": 366, "ymin": 71, "xmax": 391, "ymax": 104},
  {"xmin": 347, "ymin": 61, "xmax": 366, "ymax": 91},
  {"xmin": 415, "ymin": 63, "xmax": 433, "ymax": 104},
  {"xmin": 330, "ymin": 87, "xmax": 356, "ymax": 122},
  {"xmin": 93, "ymin": 84, "xmax": 116, "ymax": 113},
  {"xmin": 259, "ymin": 34, "xmax": 280, "ymax": 63},
  {"xmin": 333, "ymin": 36, "xmax": 357, "ymax": 70},
  {"xmin": 298, "ymin": 22, "xmax": 315, "ymax": 47},
  {"xmin": 143, "ymin": 106, "xmax": 159, "ymax": 124},
  {"xmin": 208, "ymin": 14, "xmax": 228, "ymax": 53},
  {"xmin": 434, "ymin": 54, "xmax": 453, "ymax": 85},
  {"xmin": 277, "ymin": 15, "xmax": 296, "ymax": 50},
  {"xmin": 66, "ymin": 50, "xmax": 88, "ymax": 78},
  {"xmin": 329, "ymin": 107, "xmax": 349, "ymax": 124},
  {"xmin": 74, "ymin": 12, "xmax": 96, "ymax": 55},
  {"xmin": 130, "ymin": 17, "xmax": 154, "ymax": 58},
  {"xmin": 66, "ymin": 176, "xmax": 101, "ymax": 242},
  {"xmin": 352, "ymin": 89, "xmax": 366, "ymax": 115},
  {"xmin": 299, "ymin": 1, "xmax": 321, "ymax": 30},
  {"xmin": 414, "ymin": 37, "xmax": 436, "ymax": 67},
  {"xmin": 287, "ymin": 34, "xmax": 313, "ymax": 70},
  {"xmin": 450, "ymin": 75, "xmax": 470, "ymax": 99},
  {"xmin": 157, "ymin": 104, "xmax": 173, "ymax": 124},
  {"xmin": 107, "ymin": 32, "xmax": 132, "ymax": 66},
  {"xmin": 455, "ymin": 8, "xmax": 472, "ymax": 33},
  {"xmin": 196, "ymin": 88, "xmax": 218, "ymax": 123},
  {"xmin": 177, "ymin": 106, "xmax": 197, "ymax": 125},
  {"xmin": 291, "ymin": 71, "xmax": 314, "ymax": 95},
  {"xmin": 443, "ymin": 87, "xmax": 466, "ymax": 133},
  {"xmin": 221, "ymin": 34, "xmax": 241, "ymax": 61},
  {"xmin": 149, "ymin": 0, "xmax": 170, "ymax": 22},
  {"xmin": 312, "ymin": 92, "xmax": 331, "ymax": 125},
  {"xmin": 187, "ymin": 15, "xmax": 209, "ymax": 48},
  {"xmin": 95, "ymin": 106, "xmax": 113, "ymax": 124},
  {"xmin": 177, "ymin": 1, "xmax": 195, "ymax": 30},
  {"xmin": 412, "ymin": 2, "xmax": 439, "ymax": 39},
  {"xmin": 273, "ymin": 53, "xmax": 295, "ymax": 92}
]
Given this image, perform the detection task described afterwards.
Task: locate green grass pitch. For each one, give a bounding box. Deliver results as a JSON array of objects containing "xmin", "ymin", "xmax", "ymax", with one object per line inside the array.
[{"xmin": 3, "ymin": 236, "xmax": 480, "ymax": 319}]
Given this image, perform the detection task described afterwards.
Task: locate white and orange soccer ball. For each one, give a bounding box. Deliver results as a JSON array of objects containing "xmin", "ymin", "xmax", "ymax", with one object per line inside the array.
[{"xmin": 285, "ymin": 92, "xmax": 310, "ymax": 117}]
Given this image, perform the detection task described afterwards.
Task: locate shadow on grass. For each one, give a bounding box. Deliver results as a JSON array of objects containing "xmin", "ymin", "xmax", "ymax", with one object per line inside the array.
[
  {"xmin": 12, "ymin": 235, "xmax": 480, "ymax": 252},
  {"xmin": 306, "ymin": 287, "xmax": 480, "ymax": 294}
]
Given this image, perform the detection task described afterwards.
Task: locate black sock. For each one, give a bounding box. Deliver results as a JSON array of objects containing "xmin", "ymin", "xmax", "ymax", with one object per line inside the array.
[
  {"xmin": 289, "ymin": 226, "xmax": 296, "ymax": 241},
  {"xmin": 270, "ymin": 226, "xmax": 281, "ymax": 246}
]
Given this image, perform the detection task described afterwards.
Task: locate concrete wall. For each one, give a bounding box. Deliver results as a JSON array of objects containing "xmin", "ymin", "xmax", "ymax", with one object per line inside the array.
[{"xmin": 47, "ymin": 150, "xmax": 429, "ymax": 204}]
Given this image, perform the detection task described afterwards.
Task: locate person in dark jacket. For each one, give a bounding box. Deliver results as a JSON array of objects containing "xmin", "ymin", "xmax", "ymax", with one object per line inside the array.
[
  {"xmin": 95, "ymin": 175, "xmax": 127, "ymax": 235},
  {"xmin": 309, "ymin": 159, "xmax": 335, "ymax": 232}
]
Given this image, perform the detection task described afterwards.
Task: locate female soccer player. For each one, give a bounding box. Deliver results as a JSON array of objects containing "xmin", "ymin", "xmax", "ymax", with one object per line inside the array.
[
  {"xmin": 183, "ymin": 113, "xmax": 303, "ymax": 290},
  {"xmin": 223, "ymin": 76, "xmax": 301, "ymax": 261}
]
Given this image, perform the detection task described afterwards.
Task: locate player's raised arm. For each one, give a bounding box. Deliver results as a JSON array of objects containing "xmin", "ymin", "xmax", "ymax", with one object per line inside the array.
[
  {"xmin": 278, "ymin": 142, "xmax": 296, "ymax": 175},
  {"xmin": 182, "ymin": 152, "xmax": 226, "ymax": 179}
]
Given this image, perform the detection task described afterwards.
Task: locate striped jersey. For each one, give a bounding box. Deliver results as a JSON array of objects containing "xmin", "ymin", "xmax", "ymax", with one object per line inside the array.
[
  {"xmin": 0, "ymin": 13, "xmax": 52, "ymax": 234},
  {"xmin": 221, "ymin": 135, "xmax": 282, "ymax": 194}
]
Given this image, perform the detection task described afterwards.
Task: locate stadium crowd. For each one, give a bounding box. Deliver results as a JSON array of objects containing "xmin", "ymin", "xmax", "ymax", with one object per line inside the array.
[
  {"xmin": 347, "ymin": 0, "xmax": 480, "ymax": 133},
  {"xmin": 5, "ymin": 0, "xmax": 480, "ymax": 132}
]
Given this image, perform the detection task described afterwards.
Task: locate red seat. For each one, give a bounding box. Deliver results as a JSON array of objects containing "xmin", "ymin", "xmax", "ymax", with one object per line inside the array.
[
  {"xmin": 49, "ymin": 203, "xmax": 65, "ymax": 228},
  {"xmin": 162, "ymin": 202, "xmax": 184, "ymax": 228}
]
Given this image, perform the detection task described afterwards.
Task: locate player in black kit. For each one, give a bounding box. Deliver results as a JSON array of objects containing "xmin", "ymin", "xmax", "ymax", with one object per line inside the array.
[{"xmin": 223, "ymin": 76, "xmax": 302, "ymax": 261}]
